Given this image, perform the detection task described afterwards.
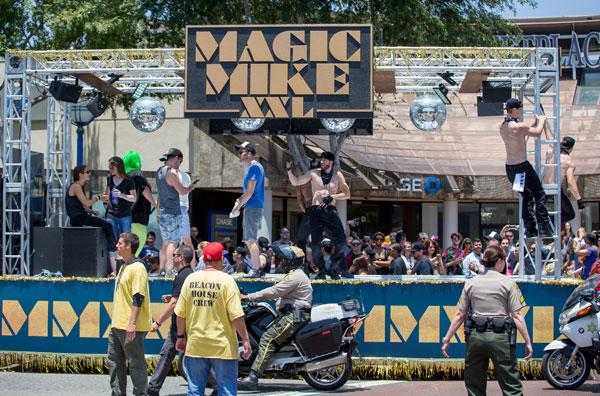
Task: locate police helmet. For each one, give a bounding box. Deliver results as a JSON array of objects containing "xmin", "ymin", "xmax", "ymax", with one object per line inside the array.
[{"xmin": 273, "ymin": 245, "xmax": 305, "ymax": 272}]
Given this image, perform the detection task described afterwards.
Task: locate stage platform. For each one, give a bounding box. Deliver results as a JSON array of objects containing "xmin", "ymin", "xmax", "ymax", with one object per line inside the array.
[{"xmin": 0, "ymin": 275, "xmax": 579, "ymax": 379}]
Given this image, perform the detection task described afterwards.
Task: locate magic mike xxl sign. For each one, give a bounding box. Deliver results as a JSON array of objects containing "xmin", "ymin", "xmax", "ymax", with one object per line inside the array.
[{"xmin": 184, "ymin": 25, "xmax": 373, "ymax": 120}]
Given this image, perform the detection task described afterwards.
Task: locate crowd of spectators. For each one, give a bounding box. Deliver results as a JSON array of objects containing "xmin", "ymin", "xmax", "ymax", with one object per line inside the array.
[{"xmin": 66, "ymin": 153, "xmax": 600, "ymax": 280}]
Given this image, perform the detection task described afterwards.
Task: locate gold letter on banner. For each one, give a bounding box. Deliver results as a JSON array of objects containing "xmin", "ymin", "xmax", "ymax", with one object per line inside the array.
[
  {"xmin": 419, "ymin": 306, "xmax": 440, "ymax": 343},
  {"xmin": 103, "ymin": 302, "xmax": 113, "ymax": 338},
  {"xmin": 533, "ymin": 306, "xmax": 554, "ymax": 343},
  {"xmin": 516, "ymin": 306, "xmax": 531, "ymax": 343},
  {"xmin": 329, "ymin": 31, "xmax": 361, "ymax": 62},
  {"xmin": 443, "ymin": 306, "xmax": 465, "ymax": 343},
  {"xmin": 2, "ymin": 300, "xmax": 26, "ymax": 336},
  {"xmin": 28, "ymin": 301, "xmax": 48, "ymax": 337},
  {"xmin": 389, "ymin": 306, "xmax": 417, "ymax": 343},
  {"xmin": 52, "ymin": 301, "xmax": 78, "ymax": 337},
  {"xmin": 363, "ymin": 305, "xmax": 385, "ymax": 342},
  {"xmin": 79, "ymin": 302, "xmax": 100, "ymax": 338}
]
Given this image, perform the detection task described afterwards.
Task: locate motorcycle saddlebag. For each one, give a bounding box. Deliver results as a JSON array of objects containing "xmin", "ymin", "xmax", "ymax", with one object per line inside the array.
[{"xmin": 295, "ymin": 318, "xmax": 343, "ymax": 359}]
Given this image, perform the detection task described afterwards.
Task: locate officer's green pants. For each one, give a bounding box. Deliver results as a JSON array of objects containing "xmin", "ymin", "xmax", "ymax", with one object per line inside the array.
[
  {"xmin": 252, "ymin": 312, "xmax": 307, "ymax": 375},
  {"xmin": 464, "ymin": 331, "xmax": 523, "ymax": 396}
]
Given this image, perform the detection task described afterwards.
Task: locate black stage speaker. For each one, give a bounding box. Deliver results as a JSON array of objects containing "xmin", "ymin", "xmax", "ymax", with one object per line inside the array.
[
  {"xmin": 32, "ymin": 227, "xmax": 64, "ymax": 274},
  {"xmin": 62, "ymin": 227, "xmax": 108, "ymax": 277},
  {"xmin": 32, "ymin": 226, "xmax": 108, "ymax": 277},
  {"xmin": 49, "ymin": 80, "xmax": 82, "ymax": 103},
  {"xmin": 477, "ymin": 81, "xmax": 512, "ymax": 116}
]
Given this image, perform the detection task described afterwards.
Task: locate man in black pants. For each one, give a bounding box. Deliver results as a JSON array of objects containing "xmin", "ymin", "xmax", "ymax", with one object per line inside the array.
[
  {"xmin": 558, "ymin": 136, "xmax": 585, "ymax": 224},
  {"xmin": 286, "ymin": 151, "xmax": 350, "ymax": 279},
  {"xmin": 500, "ymin": 98, "xmax": 553, "ymax": 238},
  {"xmin": 147, "ymin": 245, "xmax": 195, "ymax": 396}
]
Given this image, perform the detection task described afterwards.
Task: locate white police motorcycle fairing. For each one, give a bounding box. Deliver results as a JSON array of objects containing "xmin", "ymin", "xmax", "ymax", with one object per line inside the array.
[{"xmin": 542, "ymin": 274, "xmax": 600, "ymax": 390}]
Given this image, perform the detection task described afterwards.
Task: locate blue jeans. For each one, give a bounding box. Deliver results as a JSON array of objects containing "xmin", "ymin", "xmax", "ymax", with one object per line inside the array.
[
  {"xmin": 183, "ymin": 356, "xmax": 238, "ymax": 396},
  {"xmin": 107, "ymin": 215, "xmax": 132, "ymax": 241}
]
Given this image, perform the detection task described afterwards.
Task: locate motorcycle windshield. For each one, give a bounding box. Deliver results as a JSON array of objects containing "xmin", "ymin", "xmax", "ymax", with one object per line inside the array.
[{"xmin": 562, "ymin": 274, "xmax": 600, "ymax": 312}]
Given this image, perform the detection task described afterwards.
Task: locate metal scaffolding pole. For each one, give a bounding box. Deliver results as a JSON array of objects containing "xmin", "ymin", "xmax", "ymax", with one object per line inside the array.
[
  {"xmin": 45, "ymin": 97, "xmax": 72, "ymax": 227},
  {"xmin": 2, "ymin": 54, "xmax": 32, "ymax": 275},
  {"xmin": 517, "ymin": 48, "xmax": 562, "ymax": 280}
]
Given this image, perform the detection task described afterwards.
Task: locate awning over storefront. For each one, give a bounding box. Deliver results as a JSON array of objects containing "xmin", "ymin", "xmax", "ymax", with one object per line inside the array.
[{"xmin": 308, "ymin": 93, "xmax": 600, "ymax": 176}]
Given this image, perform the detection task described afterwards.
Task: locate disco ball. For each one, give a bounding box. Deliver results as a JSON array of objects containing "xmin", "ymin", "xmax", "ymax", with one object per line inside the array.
[
  {"xmin": 231, "ymin": 118, "xmax": 265, "ymax": 132},
  {"xmin": 321, "ymin": 118, "xmax": 355, "ymax": 133},
  {"xmin": 129, "ymin": 96, "xmax": 166, "ymax": 132},
  {"xmin": 409, "ymin": 94, "xmax": 446, "ymax": 132}
]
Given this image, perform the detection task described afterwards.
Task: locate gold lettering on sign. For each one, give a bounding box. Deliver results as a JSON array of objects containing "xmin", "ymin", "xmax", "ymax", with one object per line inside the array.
[
  {"xmin": 443, "ymin": 306, "xmax": 465, "ymax": 343},
  {"xmin": 272, "ymin": 31, "xmax": 307, "ymax": 62},
  {"xmin": 239, "ymin": 31, "xmax": 274, "ymax": 62},
  {"xmin": 190, "ymin": 27, "xmax": 368, "ymax": 118},
  {"xmin": 364, "ymin": 305, "xmax": 385, "ymax": 342},
  {"xmin": 329, "ymin": 30, "xmax": 361, "ymax": 62},
  {"xmin": 533, "ymin": 306, "xmax": 554, "ymax": 343}
]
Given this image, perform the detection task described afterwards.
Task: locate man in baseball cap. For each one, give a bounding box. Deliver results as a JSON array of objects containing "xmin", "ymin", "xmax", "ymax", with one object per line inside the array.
[
  {"xmin": 159, "ymin": 148, "xmax": 183, "ymax": 162},
  {"xmin": 234, "ymin": 141, "xmax": 256, "ymax": 155},
  {"xmin": 231, "ymin": 141, "xmax": 265, "ymax": 277},
  {"xmin": 174, "ymin": 240, "xmax": 251, "ymax": 395},
  {"xmin": 500, "ymin": 98, "xmax": 552, "ymax": 238},
  {"xmin": 156, "ymin": 147, "xmax": 196, "ymax": 275}
]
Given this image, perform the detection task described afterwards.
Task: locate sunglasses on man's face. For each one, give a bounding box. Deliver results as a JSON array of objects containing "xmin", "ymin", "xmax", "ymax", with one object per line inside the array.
[{"xmin": 375, "ymin": 238, "xmax": 384, "ymax": 242}]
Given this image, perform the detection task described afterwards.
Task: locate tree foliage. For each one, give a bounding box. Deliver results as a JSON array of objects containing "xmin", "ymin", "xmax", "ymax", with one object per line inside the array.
[{"xmin": 1, "ymin": 0, "xmax": 535, "ymax": 53}]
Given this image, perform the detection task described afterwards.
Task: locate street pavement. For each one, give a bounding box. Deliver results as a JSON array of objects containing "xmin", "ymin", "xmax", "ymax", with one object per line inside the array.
[{"xmin": 0, "ymin": 372, "xmax": 599, "ymax": 395}]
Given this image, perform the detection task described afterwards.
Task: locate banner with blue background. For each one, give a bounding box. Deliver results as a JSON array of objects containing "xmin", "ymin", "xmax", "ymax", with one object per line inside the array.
[{"xmin": 0, "ymin": 277, "xmax": 577, "ymax": 358}]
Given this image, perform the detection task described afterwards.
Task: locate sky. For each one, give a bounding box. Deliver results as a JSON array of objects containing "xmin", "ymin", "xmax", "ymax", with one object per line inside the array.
[{"xmin": 501, "ymin": 0, "xmax": 600, "ymax": 19}]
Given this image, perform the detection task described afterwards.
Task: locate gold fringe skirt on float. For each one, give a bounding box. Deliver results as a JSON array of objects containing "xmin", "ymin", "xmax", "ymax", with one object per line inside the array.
[{"xmin": 0, "ymin": 352, "xmax": 542, "ymax": 380}]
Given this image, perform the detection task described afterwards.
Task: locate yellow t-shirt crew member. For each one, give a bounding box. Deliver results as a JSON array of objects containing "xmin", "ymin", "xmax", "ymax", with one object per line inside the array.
[
  {"xmin": 175, "ymin": 242, "xmax": 251, "ymax": 396},
  {"xmin": 107, "ymin": 232, "xmax": 151, "ymax": 396}
]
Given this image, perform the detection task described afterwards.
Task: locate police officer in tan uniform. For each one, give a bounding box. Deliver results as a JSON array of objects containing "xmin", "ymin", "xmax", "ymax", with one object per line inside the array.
[
  {"xmin": 442, "ymin": 245, "xmax": 533, "ymax": 396},
  {"xmin": 238, "ymin": 245, "xmax": 313, "ymax": 389}
]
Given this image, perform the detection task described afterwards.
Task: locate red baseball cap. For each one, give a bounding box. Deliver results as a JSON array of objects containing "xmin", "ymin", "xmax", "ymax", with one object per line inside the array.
[{"xmin": 203, "ymin": 242, "xmax": 224, "ymax": 261}]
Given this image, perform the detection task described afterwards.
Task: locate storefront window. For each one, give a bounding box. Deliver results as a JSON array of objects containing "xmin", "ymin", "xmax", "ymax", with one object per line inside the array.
[
  {"xmin": 480, "ymin": 203, "xmax": 519, "ymax": 237},
  {"xmin": 458, "ymin": 203, "xmax": 480, "ymax": 239},
  {"xmin": 575, "ymin": 69, "xmax": 600, "ymax": 105}
]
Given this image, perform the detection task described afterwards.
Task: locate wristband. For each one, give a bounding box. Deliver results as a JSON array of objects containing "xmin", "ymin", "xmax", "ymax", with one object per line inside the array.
[
  {"xmin": 322, "ymin": 195, "xmax": 333, "ymax": 205},
  {"xmin": 577, "ymin": 199, "xmax": 585, "ymax": 210},
  {"xmin": 177, "ymin": 334, "xmax": 185, "ymax": 339},
  {"xmin": 154, "ymin": 320, "xmax": 161, "ymax": 327},
  {"xmin": 286, "ymin": 168, "xmax": 291, "ymax": 171}
]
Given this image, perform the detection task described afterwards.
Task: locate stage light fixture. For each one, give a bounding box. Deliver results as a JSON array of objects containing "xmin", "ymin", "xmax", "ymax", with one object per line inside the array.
[
  {"xmin": 437, "ymin": 71, "xmax": 457, "ymax": 86},
  {"xmin": 231, "ymin": 118, "xmax": 265, "ymax": 132},
  {"xmin": 433, "ymin": 83, "xmax": 451, "ymax": 105},
  {"xmin": 49, "ymin": 77, "xmax": 83, "ymax": 103},
  {"xmin": 321, "ymin": 118, "xmax": 355, "ymax": 133},
  {"xmin": 86, "ymin": 91, "xmax": 110, "ymax": 117}
]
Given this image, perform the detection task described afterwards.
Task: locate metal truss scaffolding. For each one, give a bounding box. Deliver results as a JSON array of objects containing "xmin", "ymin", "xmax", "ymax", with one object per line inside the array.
[
  {"xmin": 375, "ymin": 46, "xmax": 562, "ymax": 279},
  {"xmin": 45, "ymin": 97, "xmax": 71, "ymax": 227},
  {"xmin": 3, "ymin": 47, "xmax": 559, "ymax": 277},
  {"xmin": 2, "ymin": 55, "xmax": 32, "ymax": 275}
]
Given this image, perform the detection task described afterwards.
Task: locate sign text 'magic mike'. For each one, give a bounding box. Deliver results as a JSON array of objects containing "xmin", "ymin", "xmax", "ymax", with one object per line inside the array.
[{"xmin": 184, "ymin": 25, "xmax": 373, "ymax": 119}]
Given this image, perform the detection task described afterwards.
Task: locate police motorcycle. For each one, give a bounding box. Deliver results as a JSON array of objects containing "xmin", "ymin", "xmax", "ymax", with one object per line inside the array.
[
  {"xmin": 238, "ymin": 249, "xmax": 367, "ymax": 391},
  {"xmin": 542, "ymin": 274, "xmax": 600, "ymax": 390}
]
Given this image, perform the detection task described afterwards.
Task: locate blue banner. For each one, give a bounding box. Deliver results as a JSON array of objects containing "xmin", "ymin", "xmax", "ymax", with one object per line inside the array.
[{"xmin": 0, "ymin": 278, "xmax": 576, "ymax": 358}]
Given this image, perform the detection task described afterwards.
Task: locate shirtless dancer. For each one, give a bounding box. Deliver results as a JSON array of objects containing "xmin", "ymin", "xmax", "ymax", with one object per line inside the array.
[
  {"xmin": 287, "ymin": 151, "xmax": 350, "ymax": 279},
  {"xmin": 558, "ymin": 136, "xmax": 585, "ymax": 224},
  {"xmin": 500, "ymin": 98, "xmax": 553, "ymax": 238}
]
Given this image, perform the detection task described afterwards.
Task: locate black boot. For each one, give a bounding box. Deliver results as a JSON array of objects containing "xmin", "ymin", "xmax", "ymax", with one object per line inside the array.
[
  {"xmin": 538, "ymin": 222, "xmax": 554, "ymax": 238},
  {"xmin": 237, "ymin": 370, "xmax": 259, "ymax": 390}
]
